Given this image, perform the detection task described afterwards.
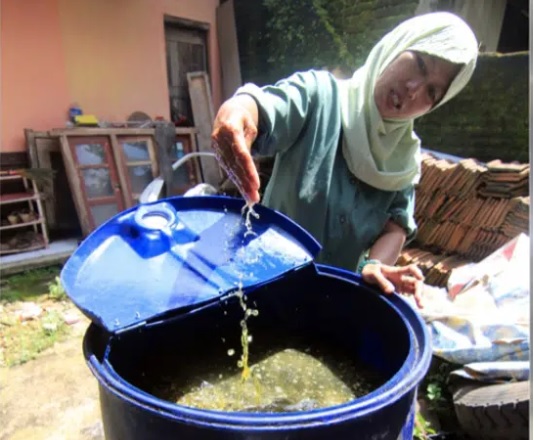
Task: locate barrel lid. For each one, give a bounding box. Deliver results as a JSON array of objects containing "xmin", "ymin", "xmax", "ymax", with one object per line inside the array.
[{"xmin": 61, "ymin": 196, "xmax": 320, "ymax": 333}]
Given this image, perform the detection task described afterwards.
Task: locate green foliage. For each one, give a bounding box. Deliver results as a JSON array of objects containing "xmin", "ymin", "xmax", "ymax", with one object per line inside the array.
[
  {"xmin": 419, "ymin": 357, "xmax": 459, "ymax": 431},
  {"xmin": 0, "ymin": 266, "xmax": 62, "ymax": 303},
  {"xmin": 0, "ymin": 266, "xmax": 71, "ymax": 367},
  {"xmin": 254, "ymin": 0, "xmax": 418, "ymax": 81},
  {"xmin": 414, "ymin": 52, "xmax": 529, "ymax": 163},
  {"xmin": 263, "ymin": 0, "xmax": 334, "ymax": 77},
  {"xmin": 0, "ymin": 309, "xmax": 69, "ymax": 367},
  {"xmin": 311, "ymin": 0, "xmax": 375, "ymax": 68},
  {"xmin": 423, "ymin": 360, "xmax": 454, "ymax": 411},
  {"xmin": 426, "ymin": 382, "xmax": 445, "ymax": 405},
  {"xmin": 413, "ymin": 410, "xmax": 437, "ymax": 440},
  {"xmin": 48, "ymin": 276, "xmax": 66, "ymax": 301}
]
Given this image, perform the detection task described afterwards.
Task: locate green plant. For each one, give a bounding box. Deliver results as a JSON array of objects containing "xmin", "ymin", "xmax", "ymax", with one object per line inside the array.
[
  {"xmin": 418, "ymin": 358, "xmax": 462, "ymax": 433},
  {"xmin": 48, "ymin": 276, "xmax": 66, "ymax": 301},
  {"xmin": 0, "ymin": 310, "xmax": 69, "ymax": 367},
  {"xmin": 0, "ymin": 266, "xmax": 62, "ymax": 303},
  {"xmin": 423, "ymin": 360, "xmax": 456, "ymax": 412},
  {"xmin": 259, "ymin": 0, "xmax": 419, "ymax": 81},
  {"xmin": 427, "ymin": 381, "xmax": 443, "ymax": 400},
  {"xmin": 414, "ymin": 409, "xmax": 437, "ymax": 439}
]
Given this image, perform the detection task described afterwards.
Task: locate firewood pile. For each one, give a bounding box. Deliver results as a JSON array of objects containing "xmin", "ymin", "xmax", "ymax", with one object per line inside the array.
[{"xmin": 398, "ymin": 152, "xmax": 530, "ymax": 287}]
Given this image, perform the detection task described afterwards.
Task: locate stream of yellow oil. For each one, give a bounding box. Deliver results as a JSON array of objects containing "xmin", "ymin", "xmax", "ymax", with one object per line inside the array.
[
  {"xmin": 235, "ymin": 280, "xmax": 259, "ymax": 380},
  {"xmin": 170, "ymin": 203, "xmax": 380, "ymax": 411},
  {"xmin": 235, "ymin": 202, "xmax": 260, "ymax": 380}
]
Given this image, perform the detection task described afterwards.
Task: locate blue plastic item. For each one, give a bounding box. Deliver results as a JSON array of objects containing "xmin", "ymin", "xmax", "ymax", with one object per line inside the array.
[
  {"xmin": 68, "ymin": 103, "xmax": 83, "ymax": 121},
  {"xmin": 61, "ymin": 196, "xmax": 320, "ymax": 333},
  {"xmin": 62, "ymin": 195, "xmax": 432, "ymax": 440}
]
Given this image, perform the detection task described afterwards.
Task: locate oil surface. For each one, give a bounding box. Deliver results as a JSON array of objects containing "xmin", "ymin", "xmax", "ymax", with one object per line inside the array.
[
  {"xmin": 140, "ymin": 204, "xmax": 385, "ymax": 413},
  {"xmin": 149, "ymin": 341, "xmax": 384, "ymax": 413}
]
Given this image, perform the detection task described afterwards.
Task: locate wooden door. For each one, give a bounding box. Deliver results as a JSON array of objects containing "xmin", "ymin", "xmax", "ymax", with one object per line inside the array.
[
  {"xmin": 165, "ymin": 24, "xmax": 208, "ymax": 125},
  {"xmin": 61, "ymin": 136, "xmax": 125, "ymax": 234}
]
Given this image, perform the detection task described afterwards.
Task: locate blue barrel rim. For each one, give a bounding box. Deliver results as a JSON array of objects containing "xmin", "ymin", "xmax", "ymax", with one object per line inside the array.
[{"xmin": 85, "ymin": 265, "xmax": 432, "ymax": 430}]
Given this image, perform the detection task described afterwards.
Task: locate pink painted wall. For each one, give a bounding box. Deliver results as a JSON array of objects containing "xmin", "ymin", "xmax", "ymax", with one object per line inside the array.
[
  {"xmin": 1, "ymin": 0, "xmax": 71, "ymax": 153},
  {"xmin": 1, "ymin": 0, "xmax": 222, "ymax": 153}
]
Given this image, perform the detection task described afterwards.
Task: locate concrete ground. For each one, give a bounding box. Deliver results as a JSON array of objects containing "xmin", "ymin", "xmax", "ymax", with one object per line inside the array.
[{"xmin": 0, "ymin": 316, "xmax": 104, "ymax": 440}]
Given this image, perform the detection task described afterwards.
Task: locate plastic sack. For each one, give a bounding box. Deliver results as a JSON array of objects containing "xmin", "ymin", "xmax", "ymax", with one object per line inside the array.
[{"xmin": 414, "ymin": 234, "xmax": 530, "ymax": 381}]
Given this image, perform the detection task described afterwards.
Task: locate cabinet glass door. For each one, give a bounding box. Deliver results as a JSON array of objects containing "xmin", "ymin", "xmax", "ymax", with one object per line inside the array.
[
  {"xmin": 169, "ymin": 135, "xmax": 201, "ymax": 195},
  {"xmin": 68, "ymin": 136, "xmax": 124, "ymax": 230},
  {"xmin": 116, "ymin": 136, "xmax": 158, "ymax": 205}
]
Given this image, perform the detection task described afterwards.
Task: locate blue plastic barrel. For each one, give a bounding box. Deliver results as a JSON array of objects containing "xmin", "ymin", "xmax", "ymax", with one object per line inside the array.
[{"xmin": 63, "ymin": 196, "xmax": 431, "ymax": 440}]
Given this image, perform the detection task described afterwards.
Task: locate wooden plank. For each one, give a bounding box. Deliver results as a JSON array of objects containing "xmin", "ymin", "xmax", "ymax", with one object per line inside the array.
[
  {"xmin": 0, "ymin": 243, "xmax": 47, "ymax": 256},
  {"xmin": 187, "ymin": 71, "xmax": 223, "ymax": 186},
  {"xmin": 33, "ymin": 135, "xmax": 61, "ymax": 229},
  {"xmin": 59, "ymin": 135, "xmax": 92, "ymax": 236},
  {"xmin": 216, "ymin": 0, "xmax": 242, "ymax": 100},
  {"xmin": 25, "ymin": 129, "xmax": 38, "ymax": 171},
  {"xmin": 0, "ymin": 192, "xmax": 38, "ymax": 203},
  {"xmin": 31, "ymin": 177, "xmax": 49, "ymax": 247},
  {"xmin": 0, "ymin": 152, "xmax": 28, "ymax": 170},
  {"xmin": 164, "ymin": 15, "xmax": 210, "ymax": 31},
  {"xmin": 154, "ymin": 123, "xmax": 177, "ymax": 198},
  {"xmin": 109, "ymin": 134, "xmax": 134, "ymax": 208},
  {"xmin": 146, "ymin": 136, "xmax": 159, "ymax": 185},
  {"xmin": 186, "ymin": 133, "xmax": 203, "ymax": 187}
]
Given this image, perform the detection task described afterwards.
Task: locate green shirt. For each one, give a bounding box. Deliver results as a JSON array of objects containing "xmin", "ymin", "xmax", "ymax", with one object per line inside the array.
[{"xmin": 236, "ymin": 70, "xmax": 417, "ymax": 271}]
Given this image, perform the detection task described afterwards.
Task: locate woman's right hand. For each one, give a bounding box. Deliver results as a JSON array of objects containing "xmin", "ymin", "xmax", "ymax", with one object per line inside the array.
[{"xmin": 211, "ymin": 95, "xmax": 261, "ymax": 204}]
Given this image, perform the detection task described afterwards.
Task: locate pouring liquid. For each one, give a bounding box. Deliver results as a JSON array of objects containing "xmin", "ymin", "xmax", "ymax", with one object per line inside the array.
[{"xmin": 151, "ymin": 195, "xmax": 382, "ymax": 412}]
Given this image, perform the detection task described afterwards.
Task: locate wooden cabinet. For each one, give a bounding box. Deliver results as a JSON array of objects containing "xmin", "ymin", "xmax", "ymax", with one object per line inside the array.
[
  {"xmin": 60, "ymin": 135, "xmax": 126, "ymax": 233},
  {"xmin": 54, "ymin": 127, "xmax": 202, "ymax": 236},
  {"xmin": 0, "ymin": 173, "xmax": 49, "ymax": 255}
]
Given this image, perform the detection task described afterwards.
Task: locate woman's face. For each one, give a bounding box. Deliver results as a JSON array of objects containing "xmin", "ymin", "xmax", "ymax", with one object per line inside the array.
[{"xmin": 374, "ymin": 51, "xmax": 461, "ymax": 120}]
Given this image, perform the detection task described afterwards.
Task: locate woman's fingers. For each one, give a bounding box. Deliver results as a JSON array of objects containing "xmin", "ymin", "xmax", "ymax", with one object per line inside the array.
[
  {"xmin": 211, "ymin": 111, "xmax": 260, "ymax": 203},
  {"xmin": 361, "ymin": 264, "xmax": 395, "ymax": 294},
  {"xmin": 361, "ymin": 263, "xmax": 424, "ymax": 309},
  {"xmin": 229, "ymin": 133, "xmax": 260, "ymax": 198},
  {"xmin": 406, "ymin": 263, "xmax": 424, "ymax": 280},
  {"xmin": 399, "ymin": 274, "xmax": 424, "ymax": 307}
]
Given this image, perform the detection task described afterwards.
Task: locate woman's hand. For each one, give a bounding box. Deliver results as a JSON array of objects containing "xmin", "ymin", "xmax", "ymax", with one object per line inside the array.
[
  {"xmin": 211, "ymin": 96, "xmax": 261, "ymax": 204},
  {"xmin": 361, "ymin": 262, "xmax": 424, "ymax": 308}
]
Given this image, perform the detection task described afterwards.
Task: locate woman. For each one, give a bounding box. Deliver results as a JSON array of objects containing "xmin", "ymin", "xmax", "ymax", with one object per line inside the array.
[{"xmin": 211, "ymin": 12, "xmax": 478, "ymax": 307}]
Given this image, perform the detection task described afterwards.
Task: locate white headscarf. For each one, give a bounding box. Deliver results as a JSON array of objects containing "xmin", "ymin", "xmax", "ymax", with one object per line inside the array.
[{"xmin": 339, "ymin": 12, "xmax": 478, "ymax": 191}]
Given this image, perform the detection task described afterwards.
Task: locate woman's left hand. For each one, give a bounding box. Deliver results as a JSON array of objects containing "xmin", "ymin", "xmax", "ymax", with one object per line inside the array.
[{"xmin": 361, "ymin": 263, "xmax": 424, "ymax": 308}]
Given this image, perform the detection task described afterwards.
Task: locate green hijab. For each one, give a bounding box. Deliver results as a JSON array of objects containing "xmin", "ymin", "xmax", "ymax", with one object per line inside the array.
[{"xmin": 339, "ymin": 12, "xmax": 478, "ymax": 191}]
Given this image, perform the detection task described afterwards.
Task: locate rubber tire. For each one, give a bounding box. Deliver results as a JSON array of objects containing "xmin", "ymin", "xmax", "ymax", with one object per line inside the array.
[{"xmin": 452, "ymin": 381, "xmax": 530, "ymax": 440}]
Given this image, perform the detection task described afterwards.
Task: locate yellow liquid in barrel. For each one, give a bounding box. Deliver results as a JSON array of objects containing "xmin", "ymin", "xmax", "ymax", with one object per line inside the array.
[
  {"xmin": 172, "ymin": 347, "xmax": 380, "ymax": 412},
  {"xmin": 158, "ymin": 203, "xmax": 382, "ymax": 412}
]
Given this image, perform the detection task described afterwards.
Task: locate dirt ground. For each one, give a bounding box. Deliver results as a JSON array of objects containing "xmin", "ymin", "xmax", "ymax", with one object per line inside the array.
[{"xmin": 0, "ymin": 315, "xmax": 104, "ymax": 440}]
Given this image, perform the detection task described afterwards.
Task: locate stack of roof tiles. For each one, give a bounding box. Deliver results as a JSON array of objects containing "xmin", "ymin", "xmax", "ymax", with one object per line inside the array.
[{"xmin": 398, "ymin": 152, "xmax": 530, "ymax": 287}]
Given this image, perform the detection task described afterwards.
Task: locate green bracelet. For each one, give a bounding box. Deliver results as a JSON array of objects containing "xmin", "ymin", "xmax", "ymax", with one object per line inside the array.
[{"xmin": 357, "ymin": 258, "xmax": 381, "ymax": 274}]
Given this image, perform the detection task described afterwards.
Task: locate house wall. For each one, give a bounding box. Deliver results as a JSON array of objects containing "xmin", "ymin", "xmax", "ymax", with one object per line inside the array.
[
  {"xmin": 1, "ymin": 0, "xmax": 71, "ymax": 154},
  {"xmin": 1, "ymin": 0, "xmax": 222, "ymax": 153}
]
